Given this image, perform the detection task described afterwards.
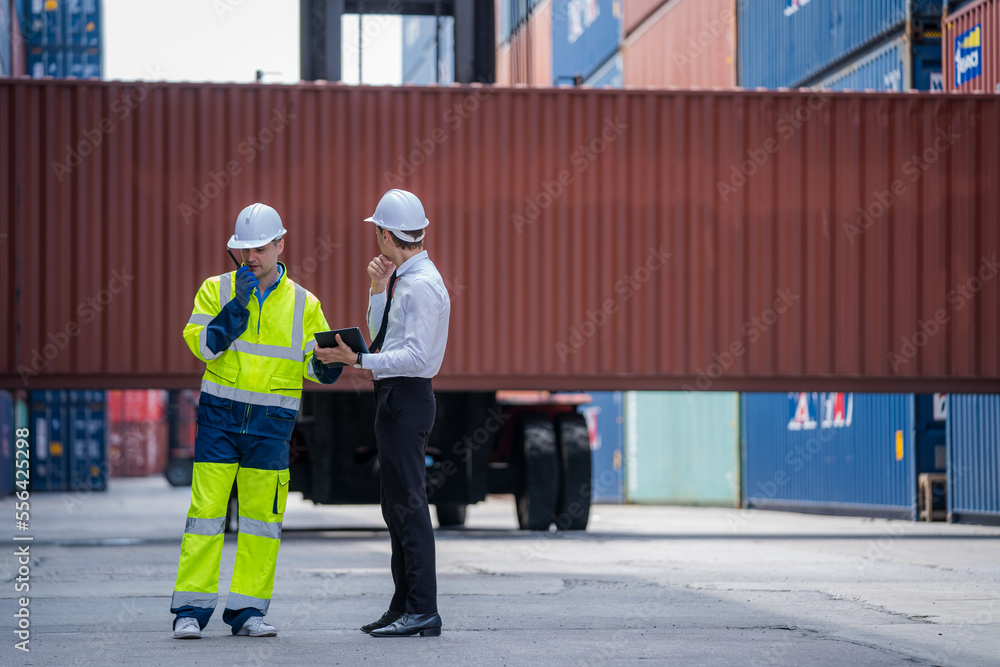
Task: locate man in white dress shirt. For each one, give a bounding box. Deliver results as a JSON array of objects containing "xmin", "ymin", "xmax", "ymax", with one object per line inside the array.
[{"xmin": 314, "ymin": 189, "xmax": 450, "ymax": 637}]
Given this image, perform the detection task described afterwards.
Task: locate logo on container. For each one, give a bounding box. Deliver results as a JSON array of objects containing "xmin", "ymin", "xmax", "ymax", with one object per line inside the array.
[
  {"xmin": 954, "ymin": 24, "xmax": 982, "ymax": 87},
  {"xmin": 784, "ymin": 0, "xmax": 812, "ymax": 18},
  {"xmin": 567, "ymin": 0, "xmax": 600, "ymax": 43},
  {"xmin": 787, "ymin": 392, "xmax": 853, "ymax": 431}
]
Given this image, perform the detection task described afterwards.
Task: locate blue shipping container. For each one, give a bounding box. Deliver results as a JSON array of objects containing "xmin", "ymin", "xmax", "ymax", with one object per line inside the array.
[
  {"xmin": 29, "ymin": 390, "xmax": 70, "ymax": 492},
  {"xmin": 552, "ymin": 0, "xmax": 621, "ymax": 84},
  {"xmin": 21, "ymin": 0, "xmax": 63, "ymax": 46},
  {"xmin": 738, "ymin": 0, "xmax": 942, "ymax": 89},
  {"xmin": 63, "ymin": 0, "xmax": 100, "ymax": 47},
  {"xmin": 0, "ymin": 391, "xmax": 13, "ymax": 496},
  {"xmin": 68, "ymin": 390, "xmax": 106, "ymax": 492},
  {"xmin": 585, "ymin": 51, "xmax": 622, "ymax": 87},
  {"xmin": 1, "ymin": 0, "xmax": 10, "ymax": 76},
  {"xmin": 742, "ymin": 393, "xmax": 917, "ymax": 519},
  {"xmin": 813, "ymin": 36, "xmax": 943, "ymax": 90},
  {"xmin": 948, "ymin": 394, "xmax": 1000, "ymax": 526},
  {"xmin": 577, "ymin": 391, "xmax": 625, "ymax": 503}
]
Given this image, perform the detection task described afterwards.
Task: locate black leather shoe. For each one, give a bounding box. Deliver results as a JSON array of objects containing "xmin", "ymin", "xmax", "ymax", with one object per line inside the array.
[
  {"xmin": 369, "ymin": 612, "xmax": 442, "ymax": 637},
  {"xmin": 360, "ymin": 610, "xmax": 404, "ymax": 634}
]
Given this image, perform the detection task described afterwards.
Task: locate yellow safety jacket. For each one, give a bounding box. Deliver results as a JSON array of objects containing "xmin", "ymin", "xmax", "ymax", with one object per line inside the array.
[{"xmin": 183, "ymin": 263, "xmax": 336, "ymax": 440}]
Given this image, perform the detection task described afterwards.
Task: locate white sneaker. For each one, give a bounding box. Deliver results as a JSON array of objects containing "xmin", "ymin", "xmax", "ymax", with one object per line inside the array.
[
  {"xmin": 236, "ymin": 616, "xmax": 277, "ymax": 637},
  {"xmin": 173, "ymin": 617, "xmax": 202, "ymax": 639}
]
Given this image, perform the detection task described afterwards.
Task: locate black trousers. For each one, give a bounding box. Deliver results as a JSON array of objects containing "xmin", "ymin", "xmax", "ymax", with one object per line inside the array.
[{"xmin": 373, "ymin": 377, "xmax": 437, "ymax": 614}]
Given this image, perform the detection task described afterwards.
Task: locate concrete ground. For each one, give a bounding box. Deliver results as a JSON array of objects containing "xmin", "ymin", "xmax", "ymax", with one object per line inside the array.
[{"xmin": 2, "ymin": 477, "xmax": 998, "ymax": 666}]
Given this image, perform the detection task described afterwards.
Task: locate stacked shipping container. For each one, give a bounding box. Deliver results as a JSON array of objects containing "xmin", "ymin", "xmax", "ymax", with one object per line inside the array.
[
  {"xmin": 106, "ymin": 390, "xmax": 168, "ymax": 477},
  {"xmin": 495, "ymin": 0, "xmax": 552, "ymax": 85},
  {"xmin": 813, "ymin": 35, "xmax": 943, "ymax": 91},
  {"xmin": 28, "ymin": 390, "xmax": 106, "ymax": 492},
  {"xmin": 552, "ymin": 0, "xmax": 621, "ymax": 84},
  {"xmin": 943, "ymin": 0, "xmax": 1000, "ymax": 92},
  {"xmin": 621, "ymin": 0, "xmax": 737, "ymax": 89},
  {"xmin": 20, "ymin": 0, "xmax": 102, "ymax": 79},
  {"xmin": 738, "ymin": 0, "xmax": 942, "ymax": 89}
]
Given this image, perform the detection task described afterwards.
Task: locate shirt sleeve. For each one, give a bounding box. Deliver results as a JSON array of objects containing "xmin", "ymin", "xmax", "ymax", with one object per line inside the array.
[
  {"xmin": 367, "ymin": 288, "xmax": 387, "ymax": 341},
  {"xmin": 362, "ymin": 281, "xmax": 445, "ymax": 376}
]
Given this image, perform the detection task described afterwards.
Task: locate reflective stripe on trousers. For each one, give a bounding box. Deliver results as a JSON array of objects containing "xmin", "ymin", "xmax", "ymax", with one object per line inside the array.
[{"xmin": 171, "ymin": 426, "xmax": 290, "ymax": 626}]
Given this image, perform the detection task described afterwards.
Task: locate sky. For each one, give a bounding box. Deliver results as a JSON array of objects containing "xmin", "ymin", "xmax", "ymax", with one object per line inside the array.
[{"xmin": 103, "ymin": 0, "xmax": 401, "ymax": 84}]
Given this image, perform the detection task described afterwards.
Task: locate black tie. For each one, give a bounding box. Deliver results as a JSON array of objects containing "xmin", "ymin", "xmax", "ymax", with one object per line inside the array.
[{"xmin": 370, "ymin": 271, "xmax": 397, "ymax": 353}]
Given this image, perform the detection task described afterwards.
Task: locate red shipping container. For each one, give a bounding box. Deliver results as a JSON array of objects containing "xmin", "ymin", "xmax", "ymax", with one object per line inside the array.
[
  {"xmin": 623, "ymin": 0, "xmax": 668, "ymax": 37},
  {"xmin": 108, "ymin": 420, "xmax": 167, "ymax": 477},
  {"xmin": 622, "ymin": 0, "xmax": 737, "ymax": 88},
  {"xmin": 944, "ymin": 0, "xmax": 1000, "ymax": 92},
  {"xmin": 1, "ymin": 81, "xmax": 998, "ymax": 393},
  {"xmin": 496, "ymin": 1, "xmax": 552, "ymax": 86}
]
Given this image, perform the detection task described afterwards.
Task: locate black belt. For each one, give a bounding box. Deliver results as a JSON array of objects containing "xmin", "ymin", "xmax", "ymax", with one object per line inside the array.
[{"xmin": 373, "ymin": 377, "xmax": 432, "ymax": 390}]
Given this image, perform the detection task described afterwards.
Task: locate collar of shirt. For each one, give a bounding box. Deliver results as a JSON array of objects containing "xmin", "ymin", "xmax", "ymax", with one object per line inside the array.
[
  {"xmin": 394, "ymin": 250, "xmax": 429, "ymax": 278},
  {"xmin": 255, "ymin": 262, "xmax": 285, "ymax": 307}
]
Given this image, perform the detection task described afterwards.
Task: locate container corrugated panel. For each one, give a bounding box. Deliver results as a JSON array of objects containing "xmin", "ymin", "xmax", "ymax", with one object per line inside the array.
[
  {"xmin": 552, "ymin": 0, "xmax": 621, "ymax": 84},
  {"xmin": 943, "ymin": 0, "xmax": 1000, "ymax": 92},
  {"xmin": 68, "ymin": 389, "xmax": 105, "ymax": 490},
  {"xmin": 625, "ymin": 392, "xmax": 740, "ymax": 506},
  {"xmin": 2, "ymin": 81, "xmax": 1000, "ymax": 392},
  {"xmin": 584, "ymin": 51, "xmax": 621, "ymax": 87},
  {"xmin": 813, "ymin": 36, "xmax": 942, "ymax": 91},
  {"xmin": 623, "ymin": 0, "xmax": 666, "ymax": 37},
  {"xmin": 742, "ymin": 393, "xmax": 917, "ymax": 518},
  {"xmin": 622, "ymin": 0, "xmax": 736, "ymax": 89},
  {"xmin": 577, "ymin": 391, "xmax": 625, "ymax": 503},
  {"xmin": 0, "ymin": 390, "xmax": 13, "ymax": 496},
  {"xmin": 29, "ymin": 390, "xmax": 69, "ymax": 491},
  {"xmin": 948, "ymin": 394, "xmax": 1000, "ymax": 525},
  {"xmin": 738, "ymin": 0, "xmax": 942, "ymax": 89},
  {"xmin": 495, "ymin": 1, "xmax": 552, "ymax": 85}
]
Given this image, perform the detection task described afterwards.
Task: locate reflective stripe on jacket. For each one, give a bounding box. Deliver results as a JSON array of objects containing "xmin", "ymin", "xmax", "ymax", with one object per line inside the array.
[{"xmin": 183, "ymin": 262, "xmax": 332, "ymax": 440}]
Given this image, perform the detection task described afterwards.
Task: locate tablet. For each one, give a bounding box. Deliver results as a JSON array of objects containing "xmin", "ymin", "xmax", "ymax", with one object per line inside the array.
[{"xmin": 314, "ymin": 327, "xmax": 370, "ymax": 366}]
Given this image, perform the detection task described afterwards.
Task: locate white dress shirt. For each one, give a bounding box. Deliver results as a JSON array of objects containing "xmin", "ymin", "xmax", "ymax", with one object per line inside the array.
[{"xmin": 362, "ymin": 250, "xmax": 451, "ymax": 380}]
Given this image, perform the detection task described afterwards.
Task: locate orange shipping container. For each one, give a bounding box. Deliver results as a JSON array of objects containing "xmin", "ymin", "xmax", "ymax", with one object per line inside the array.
[
  {"xmin": 943, "ymin": 0, "xmax": 1000, "ymax": 92},
  {"xmin": 1, "ymin": 80, "xmax": 998, "ymax": 393},
  {"xmin": 623, "ymin": 0, "xmax": 736, "ymax": 88},
  {"xmin": 623, "ymin": 0, "xmax": 668, "ymax": 37},
  {"xmin": 495, "ymin": 1, "xmax": 552, "ymax": 86}
]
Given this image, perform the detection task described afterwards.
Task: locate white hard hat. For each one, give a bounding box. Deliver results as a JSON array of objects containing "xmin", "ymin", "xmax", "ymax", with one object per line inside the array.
[
  {"xmin": 228, "ymin": 203, "xmax": 286, "ymax": 249},
  {"xmin": 364, "ymin": 189, "xmax": 428, "ymax": 242}
]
